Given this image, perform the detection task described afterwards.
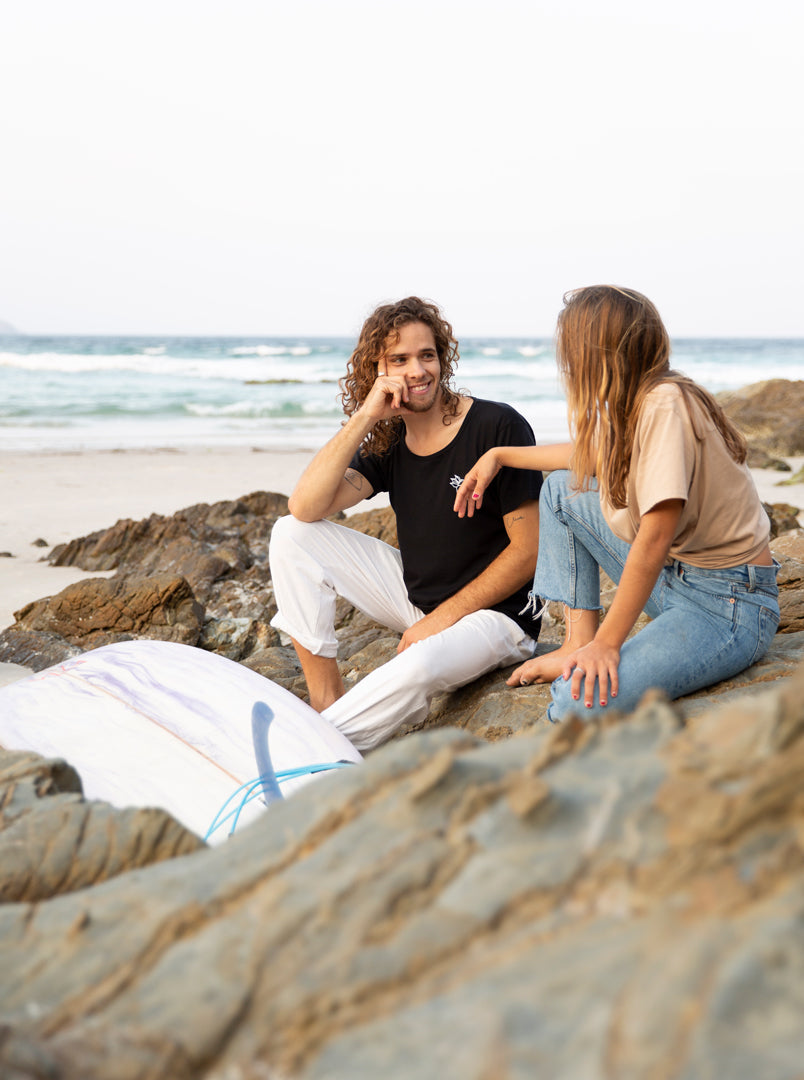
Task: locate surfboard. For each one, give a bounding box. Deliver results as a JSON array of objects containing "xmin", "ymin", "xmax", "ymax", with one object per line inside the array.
[{"xmin": 0, "ymin": 640, "xmax": 362, "ymax": 843}]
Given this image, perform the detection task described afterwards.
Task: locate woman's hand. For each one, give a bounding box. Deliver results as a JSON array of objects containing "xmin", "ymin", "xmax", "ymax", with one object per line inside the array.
[
  {"xmin": 563, "ymin": 640, "xmax": 621, "ymax": 709},
  {"xmin": 453, "ymin": 450, "xmax": 502, "ymax": 517}
]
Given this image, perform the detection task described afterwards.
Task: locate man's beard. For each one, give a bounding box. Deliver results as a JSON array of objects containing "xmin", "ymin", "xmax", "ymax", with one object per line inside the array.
[{"xmin": 402, "ymin": 381, "xmax": 441, "ymax": 413}]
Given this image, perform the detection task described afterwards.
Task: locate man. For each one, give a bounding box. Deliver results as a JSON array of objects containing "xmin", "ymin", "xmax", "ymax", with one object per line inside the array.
[{"xmin": 269, "ymin": 296, "xmax": 542, "ymax": 751}]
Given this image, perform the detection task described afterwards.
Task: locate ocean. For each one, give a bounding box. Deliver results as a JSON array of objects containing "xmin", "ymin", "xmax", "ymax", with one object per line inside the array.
[{"xmin": 1, "ymin": 335, "xmax": 802, "ymax": 453}]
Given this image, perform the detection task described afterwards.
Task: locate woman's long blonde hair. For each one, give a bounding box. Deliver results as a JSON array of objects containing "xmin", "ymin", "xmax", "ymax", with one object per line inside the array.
[{"xmin": 557, "ymin": 286, "xmax": 747, "ymax": 508}]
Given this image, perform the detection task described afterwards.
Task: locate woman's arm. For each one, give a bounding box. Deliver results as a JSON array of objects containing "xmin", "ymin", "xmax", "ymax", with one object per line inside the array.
[
  {"xmin": 453, "ymin": 442, "xmax": 574, "ymax": 518},
  {"xmin": 565, "ymin": 498, "xmax": 684, "ymax": 708}
]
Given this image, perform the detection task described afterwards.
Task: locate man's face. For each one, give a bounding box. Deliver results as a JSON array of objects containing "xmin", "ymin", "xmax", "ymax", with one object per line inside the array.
[{"xmin": 381, "ymin": 322, "xmax": 442, "ymax": 413}]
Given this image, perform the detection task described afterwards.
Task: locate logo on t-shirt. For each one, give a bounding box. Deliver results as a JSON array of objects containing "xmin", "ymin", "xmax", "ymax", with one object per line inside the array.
[{"xmin": 449, "ymin": 474, "xmax": 464, "ymax": 491}]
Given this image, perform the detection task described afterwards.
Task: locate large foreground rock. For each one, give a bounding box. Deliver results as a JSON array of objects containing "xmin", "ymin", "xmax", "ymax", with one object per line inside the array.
[{"xmin": 1, "ymin": 664, "xmax": 803, "ymax": 1078}]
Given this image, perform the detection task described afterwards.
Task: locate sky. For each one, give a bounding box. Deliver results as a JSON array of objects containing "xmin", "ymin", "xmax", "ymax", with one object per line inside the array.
[{"xmin": 1, "ymin": 0, "xmax": 802, "ymax": 338}]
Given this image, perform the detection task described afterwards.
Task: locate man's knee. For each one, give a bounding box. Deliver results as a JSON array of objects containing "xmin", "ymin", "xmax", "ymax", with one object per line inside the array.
[
  {"xmin": 270, "ymin": 513, "xmax": 308, "ymax": 553},
  {"xmin": 269, "ymin": 514, "xmax": 326, "ymax": 571}
]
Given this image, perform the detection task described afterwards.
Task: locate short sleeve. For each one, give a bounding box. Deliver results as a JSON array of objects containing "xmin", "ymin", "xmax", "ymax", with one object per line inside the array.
[
  {"xmin": 632, "ymin": 392, "xmax": 695, "ymax": 515},
  {"xmin": 347, "ymin": 446, "xmax": 388, "ymax": 497},
  {"xmin": 493, "ymin": 411, "xmax": 542, "ymax": 515}
]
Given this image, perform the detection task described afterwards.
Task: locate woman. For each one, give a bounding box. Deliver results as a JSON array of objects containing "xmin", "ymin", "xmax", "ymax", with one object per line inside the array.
[{"xmin": 453, "ymin": 285, "xmax": 779, "ymax": 721}]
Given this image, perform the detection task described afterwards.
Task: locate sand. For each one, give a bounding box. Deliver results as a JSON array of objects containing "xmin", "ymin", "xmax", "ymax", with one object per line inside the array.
[{"xmin": 1, "ymin": 447, "xmax": 802, "ymax": 686}]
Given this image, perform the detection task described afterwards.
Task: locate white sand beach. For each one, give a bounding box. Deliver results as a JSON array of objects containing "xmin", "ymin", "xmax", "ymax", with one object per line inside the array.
[{"xmin": 0, "ymin": 447, "xmax": 802, "ymax": 685}]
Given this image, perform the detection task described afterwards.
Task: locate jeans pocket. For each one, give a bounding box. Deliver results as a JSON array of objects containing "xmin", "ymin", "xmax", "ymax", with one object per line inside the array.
[{"xmin": 747, "ymin": 604, "xmax": 781, "ymax": 667}]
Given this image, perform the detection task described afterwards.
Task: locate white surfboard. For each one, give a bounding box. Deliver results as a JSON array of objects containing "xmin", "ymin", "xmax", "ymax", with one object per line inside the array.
[{"xmin": 0, "ymin": 640, "xmax": 362, "ymax": 843}]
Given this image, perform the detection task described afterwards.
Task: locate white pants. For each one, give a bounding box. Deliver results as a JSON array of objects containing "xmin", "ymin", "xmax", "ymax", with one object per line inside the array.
[{"xmin": 269, "ymin": 516, "xmax": 535, "ymax": 750}]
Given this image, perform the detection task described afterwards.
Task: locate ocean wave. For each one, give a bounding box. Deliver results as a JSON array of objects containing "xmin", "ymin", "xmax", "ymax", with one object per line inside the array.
[
  {"xmin": 229, "ymin": 345, "xmax": 313, "ymax": 357},
  {"xmin": 458, "ymin": 357, "xmax": 562, "ymax": 382},
  {"xmin": 0, "ymin": 351, "xmax": 343, "ymax": 384},
  {"xmin": 185, "ymin": 399, "xmax": 342, "ymax": 419}
]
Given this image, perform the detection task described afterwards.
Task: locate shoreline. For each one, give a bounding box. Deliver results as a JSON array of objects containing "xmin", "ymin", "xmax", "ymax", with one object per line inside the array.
[{"xmin": 1, "ymin": 445, "xmax": 802, "ymax": 641}]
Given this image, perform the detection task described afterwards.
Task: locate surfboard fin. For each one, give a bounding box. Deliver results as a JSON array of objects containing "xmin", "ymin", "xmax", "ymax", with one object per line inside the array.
[{"xmin": 251, "ymin": 701, "xmax": 284, "ymax": 806}]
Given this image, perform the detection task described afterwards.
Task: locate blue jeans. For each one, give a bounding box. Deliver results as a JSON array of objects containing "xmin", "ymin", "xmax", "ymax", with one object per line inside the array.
[{"xmin": 533, "ymin": 471, "xmax": 780, "ymax": 722}]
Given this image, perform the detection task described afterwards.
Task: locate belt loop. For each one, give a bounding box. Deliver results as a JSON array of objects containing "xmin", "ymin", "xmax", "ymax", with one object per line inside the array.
[{"xmin": 746, "ymin": 563, "xmax": 757, "ymax": 591}]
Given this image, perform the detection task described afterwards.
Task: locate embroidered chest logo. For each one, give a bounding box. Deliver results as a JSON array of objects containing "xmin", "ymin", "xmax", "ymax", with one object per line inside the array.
[{"xmin": 449, "ymin": 474, "xmax": 464, "ymax": 491}]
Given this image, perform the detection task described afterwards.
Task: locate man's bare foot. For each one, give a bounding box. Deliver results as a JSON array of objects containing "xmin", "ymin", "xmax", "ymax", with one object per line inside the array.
[{"xmin": 507, "ymin": 645, "xmax": 581, "ymax": 687}]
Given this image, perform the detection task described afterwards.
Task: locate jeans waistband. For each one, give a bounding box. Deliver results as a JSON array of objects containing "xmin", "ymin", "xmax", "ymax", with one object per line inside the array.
[{"xmin": 668, "ymin": 558, "xmax": 779, "ymax": 592}]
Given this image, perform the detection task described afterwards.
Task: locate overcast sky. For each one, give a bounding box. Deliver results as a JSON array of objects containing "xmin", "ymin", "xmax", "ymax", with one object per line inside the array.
[{"xmin": 2, "ymin": 0, "xmax": 802, "ymax": 338}]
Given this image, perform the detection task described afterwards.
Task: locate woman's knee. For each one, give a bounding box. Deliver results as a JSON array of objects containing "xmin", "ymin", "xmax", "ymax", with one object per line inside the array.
[
  {"xmin": 546, "ymin": 675, "xmax": 577, "ymax": 723},
  {"xmin": 540, "ymin": 469, "xmax": 571, "ymax": 510}
]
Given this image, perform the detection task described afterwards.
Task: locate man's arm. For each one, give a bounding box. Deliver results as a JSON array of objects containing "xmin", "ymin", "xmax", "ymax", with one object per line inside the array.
[
  {"xmin": 288, "ymin": 412, "xmax": 377, "ymax": 521},
  {"xmin": 397, "ymin": 498, "xmax": 540, "ymax": 651},
  {"xmin": 288, "ymin": 366, "xmax": 414, "ymax": 521}
]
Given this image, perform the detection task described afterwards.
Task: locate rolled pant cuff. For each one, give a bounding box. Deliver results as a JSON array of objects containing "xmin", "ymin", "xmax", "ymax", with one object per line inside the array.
[{"xmin": 269, "ymin": 612, "xmax": 339, "ymax": 659}]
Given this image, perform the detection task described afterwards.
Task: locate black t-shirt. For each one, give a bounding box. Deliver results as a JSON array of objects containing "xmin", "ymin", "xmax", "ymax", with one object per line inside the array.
[{"xmin": 349, "ymin": 398, "xmax": 543, "ymax": 638}]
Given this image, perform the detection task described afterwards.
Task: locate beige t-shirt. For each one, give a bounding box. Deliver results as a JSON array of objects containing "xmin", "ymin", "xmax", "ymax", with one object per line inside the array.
[{"xmin": 601, "ymin": 383, "xmax": 770, "ymax": 568}]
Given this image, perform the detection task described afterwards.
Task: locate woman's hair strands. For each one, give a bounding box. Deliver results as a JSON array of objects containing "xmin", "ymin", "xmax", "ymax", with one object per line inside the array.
[{"xmin": 557, "ymin": 286, "xmax": 747, "ymax": 509}]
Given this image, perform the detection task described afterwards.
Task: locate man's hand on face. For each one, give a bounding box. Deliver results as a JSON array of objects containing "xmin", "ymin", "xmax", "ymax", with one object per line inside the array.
[{"xmin": 361, "ymin": 363, "xmax": 409, "ymax": 421}]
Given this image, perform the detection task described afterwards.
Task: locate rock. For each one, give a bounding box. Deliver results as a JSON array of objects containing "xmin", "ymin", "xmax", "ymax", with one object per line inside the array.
[
  {"xmin": 197, "ymin": 615, "xmax": 279, "ymax": 662},
  {"xmin": 772, "ymin": 527, "xmax": 804, "ymax": 557},
  {"xmin": 764, "ymin": 501, "xmax": 802, "ymax": 538},
  {"xmin": 10, "ymin": 574, "xmax": 205, "ymax": 649},
  {"xmin": 779, "ymin": 463, "xmax": 804, "ymax": 486},
  {"xmin": 1, "ymin": 664, "xmax": 803, "ymax": 1078},
  {"xmin": 0, "ymin": 750, "xmax": 203, "ymax": 903},
  {"xmin": 49, "ymin": 492, "xmax": 288, "ymax": 575},
  {"xmin": 340, "ymin": 504, "xmax": 399, "ymax": 547},
  {"xmin": 31, "ymin": 492, "xmax": 290, "ymax": 657},
  {"xmin": 718, "ymin": 378, "xmax": 804, "ymax": 456},
  {"xmin": 0, "ymin": 627, "xmax": 82, "ymax": 671},
  {"xmin": 746, "ymin": 445, "xmax": 791, "ymax": 470},
  {"xmin": 771, "ymin": 530, "xmax": 804, "ymax": 635}
]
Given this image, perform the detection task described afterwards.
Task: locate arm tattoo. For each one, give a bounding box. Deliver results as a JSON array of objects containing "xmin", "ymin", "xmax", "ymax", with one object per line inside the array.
[
  {"xmin": 344, "ymin": 469, "xmax": 365, "ymax": 492},
  {"xmin": 506, "ymin": 511, "xmax": 526, "ymax": 527}
]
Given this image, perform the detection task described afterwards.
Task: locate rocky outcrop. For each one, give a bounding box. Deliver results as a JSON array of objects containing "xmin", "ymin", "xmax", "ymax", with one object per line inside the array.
[
  {"xmin": 718, "ymin": 378, "xmax": 804, "ymax": 456},
  {"xmin": 10, "ymin": 574, "xmax": 204, "ymax": 652},
  {"xmin": 2, "ymin": 495, "xmax": 803, "ymax": 718},
  {"xmin": 49, "ymin": 491, "xmax": 289, "ymax": 601},
  {"xmin": 1, "ymin": 663, "xmax": 803, "ymax": 1078},
  {"xmin": 0, "ymin": 750, "xmax": 203, "ymax": 903}
]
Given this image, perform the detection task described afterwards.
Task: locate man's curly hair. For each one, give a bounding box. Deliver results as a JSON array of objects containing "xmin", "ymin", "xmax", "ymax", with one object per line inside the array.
[{"xmin": 339, "ymin": 296, "xmax": 462, "ymax": 458}]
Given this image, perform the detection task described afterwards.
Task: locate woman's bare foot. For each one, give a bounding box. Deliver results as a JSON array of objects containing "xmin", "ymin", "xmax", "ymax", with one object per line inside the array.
[
  {"xmin": 508, "ymin": 606, "xmax": 599, "ymax": 687},
  {"xmin": 507, "ymin": 645, "xmax": 582, "ymax": 687}
]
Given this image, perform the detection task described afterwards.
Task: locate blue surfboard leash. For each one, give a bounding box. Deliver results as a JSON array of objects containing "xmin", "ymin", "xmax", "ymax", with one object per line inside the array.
[{"xmin": 203, "ymin": 701, "xmax": 354, "ymax": 842}]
